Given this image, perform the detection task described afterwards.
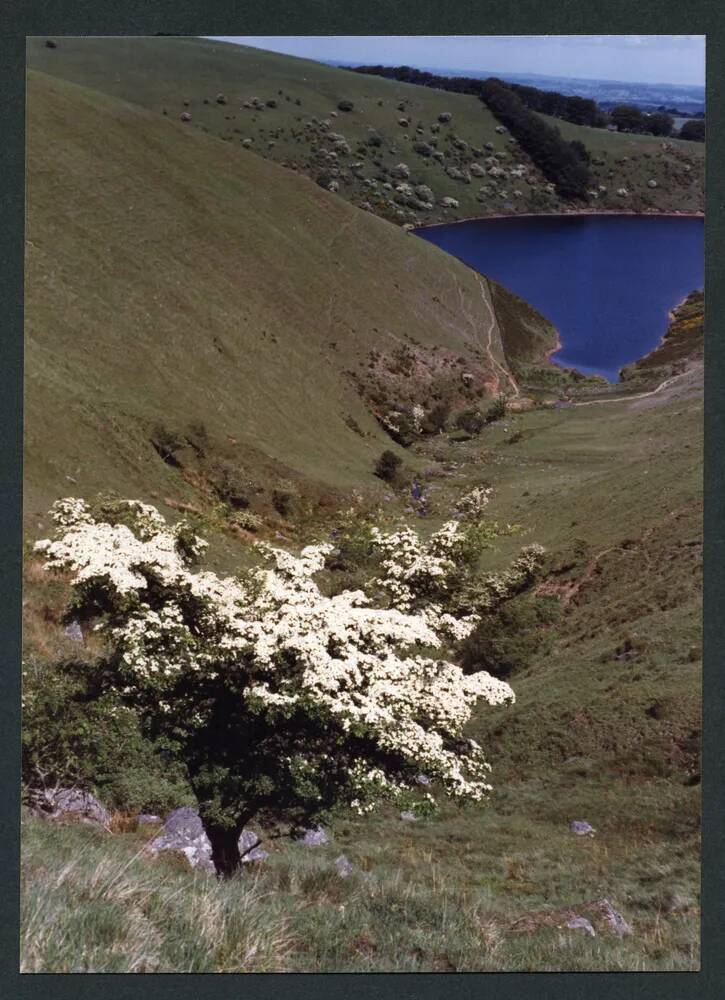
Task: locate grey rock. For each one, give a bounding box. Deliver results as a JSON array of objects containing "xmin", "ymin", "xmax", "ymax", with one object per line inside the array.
[
  {"xmin": 301, "ymin": 825, "xmax": 329, "ymax": 846},
  {"xmin": 567, "ymin": 916, "xmax": 596, "ymax": 936},
  {"xmin": 596, "ymin": 899, "xmax": 632, "ymax": 936},
  {"xmin": 335, "ymin": 854, "xmax": 354, "ymax": 878},
  {"xmin": 147, "ymin": 806, "xmax": 215, "ymax": 872},
  {"xmin": 137, "ymin": 813, "xmax": 162, "ymax": 826},
  {"xmin": 239, "ymin": 829, "xmax": 268, "ymax": 862},
  {"xmin": 40, "ymin": 787, "xmax": 110, "ymax": 827},
  {"xmin": 400, "ymin": 810, "xmax": 418, "ymax": 822},
  {"xmin": 438, "ymin": 112, "xmax": 452, "ymax": 123},
  {"xmin": 64, "ymin": 620, "xmax": 84, "ymax": 643},
  {"xmin": 416, "ymin": 773, "xmax": 431, "ymax": 785},
  {"xmin": 570, "ymin": 820, "xmax": 596, "ymax": 836}
]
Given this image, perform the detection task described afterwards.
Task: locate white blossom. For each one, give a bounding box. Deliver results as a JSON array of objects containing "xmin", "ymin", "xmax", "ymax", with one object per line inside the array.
[{"xmin": 33, "ymin": 497, "xmax": 543, "ymax": 807}]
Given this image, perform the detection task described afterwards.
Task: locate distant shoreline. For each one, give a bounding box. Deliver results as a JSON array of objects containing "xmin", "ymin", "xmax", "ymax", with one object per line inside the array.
[{"xmin": 414, "ymin": 208, "xmax": 705, "ymax": 231}]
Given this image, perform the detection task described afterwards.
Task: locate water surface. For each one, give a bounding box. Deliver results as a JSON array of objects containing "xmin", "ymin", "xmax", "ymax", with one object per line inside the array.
[{"xmin": 416, "ymin": 215, "xmax": 704, "ymax": 381}]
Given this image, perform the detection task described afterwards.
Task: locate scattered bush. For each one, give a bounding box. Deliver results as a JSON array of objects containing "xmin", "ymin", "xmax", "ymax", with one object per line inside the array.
[
  {"xmin": 374, "ymin": 449, "xmax": 403, "ymax": 482},
  {"xmin": 232, "ymin": 511, "xmax": 264, "ymax": 533},
  {"xmin": 337, "ymin": 100, "xmax": 354, "ymax": 112},
  {"xmin": 150, "ymin": 424, "xmax": 185, "ymax": 467},
  {"xmin": 272, "ymin": 489, "xmax": 294, "ymax": 517},
  {"xmin": 680, "ymin": 119, "xmax": 705, "ymax": 142},
  {"xmin": 455, "ymin": 409, "xmax": 485, "ymax": 435},
  {"xmin": 421, "ymin": 403, "xmax": 450, "ymax": 435},
  {"xmin": 485, "ymin": 396, "xmax": 507, "ymax": 424},
  {"xmin": 207, "ymin": 461, "xmax": 251, "ymax": 509}
]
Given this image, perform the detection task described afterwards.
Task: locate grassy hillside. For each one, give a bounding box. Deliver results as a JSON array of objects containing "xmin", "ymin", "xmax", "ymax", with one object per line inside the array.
[
  {"xmin": 25, "ymin": 69, "xmax": 548, "ymax": 543},
  {"xmin": 22, "ymin": 366, "xmax": 702, "ymax": 971},
  {"xmin": 27, "ymin": 37, "xmax": 704, "ymax": 225}
]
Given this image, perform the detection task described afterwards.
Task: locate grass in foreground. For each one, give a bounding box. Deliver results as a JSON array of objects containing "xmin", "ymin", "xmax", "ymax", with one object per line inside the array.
[{"xmin": 21, "ymin": 788, "xmax": 699, "ymax": 973}]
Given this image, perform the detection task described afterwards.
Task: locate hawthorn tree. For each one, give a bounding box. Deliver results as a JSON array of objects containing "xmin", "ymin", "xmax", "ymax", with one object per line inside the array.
[{"xmin": 34, "ymin": 497, "xmax": 542, "ymax": 875}]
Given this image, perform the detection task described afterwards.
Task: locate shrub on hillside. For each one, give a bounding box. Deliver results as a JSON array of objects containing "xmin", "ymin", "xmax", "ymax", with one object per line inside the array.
[
  {"xmin": 33, "ymin": 498, "xmax": 542, "ymax": 873},
  {"xmin": 485, "ymin": 396, "xmax": 507, "ymax": 424},
  {"xmin": 374, "ymin": 449, "xmax": 403, "ymax": 482},
  {"xmin": 421, "ymin": 403, "xmax": 450, "ymax": 436},
  {"xmin": 455, "ymin": 409, "xmax": 485, "ymax": 435},
  {"xmin": 680, "ymin": 119, "xmax": 705, "ymax": 142},
  {"xmin": 150, "ymin": 424, "xmax": 186, "ymax": 467},
  {"xmin": 337, "ymin": 100, "xmax": 354, "ymax": 112},
  {"xmin": 207, "ymin": 461, "xmax": 251, "ymax": 509}
]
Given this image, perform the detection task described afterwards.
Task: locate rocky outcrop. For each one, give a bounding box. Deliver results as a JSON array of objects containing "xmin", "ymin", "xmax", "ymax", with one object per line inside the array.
[{"xmin": 30, "ymin": 786, "xmax": 111, "ymax": 828}]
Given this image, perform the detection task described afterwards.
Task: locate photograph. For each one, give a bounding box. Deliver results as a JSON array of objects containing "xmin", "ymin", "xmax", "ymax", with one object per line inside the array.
[{"xmin": 20, "ymin": 31, "xmax": 704, "ymax": 973}]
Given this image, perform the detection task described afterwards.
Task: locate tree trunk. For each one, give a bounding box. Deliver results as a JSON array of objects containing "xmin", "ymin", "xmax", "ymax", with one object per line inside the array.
[{"xmin": 205, "ymin": 823, "xmax": 243, "ymax": 878}]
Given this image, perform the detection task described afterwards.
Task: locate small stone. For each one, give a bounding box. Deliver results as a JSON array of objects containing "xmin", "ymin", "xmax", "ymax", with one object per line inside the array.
[
  {"xmin": 137, "ymin": 813, "xmax": 162, "ymax": 826},
  {"xmin": 400, "ymin": 810, "xmax": 418, "ymax": 822},
  {"xmin": 570, "ymin": 820, "xmax": 596, "ymax": 836},
  {"xmin": 301, "ymin": 825, "xmax": 329, "ymax": 846},
  {"xmin": 335, "ymin": 854, "xmax": 354, "ymax": 878},
  {"xmin": 567, "ymin": 916, "xmax": 596, "ymax": 936},
  {"xmin": 64, "ymin": 620, "xmax": 84, "ymax": 643}
]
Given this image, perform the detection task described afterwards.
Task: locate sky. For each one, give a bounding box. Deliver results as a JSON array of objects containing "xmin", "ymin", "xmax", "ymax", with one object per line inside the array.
[{"xmin": 207, "ymin": 35, "xmax": 705, "ymax": 87}]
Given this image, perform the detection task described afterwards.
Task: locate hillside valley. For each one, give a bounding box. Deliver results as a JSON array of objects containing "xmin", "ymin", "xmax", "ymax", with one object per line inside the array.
[{"xmin": 21, "ymin": 39, "xmax": 704, "ymax": 974}]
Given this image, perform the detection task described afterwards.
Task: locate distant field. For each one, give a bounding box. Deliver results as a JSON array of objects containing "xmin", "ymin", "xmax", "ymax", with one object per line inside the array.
[{"xmin": 27, "ymin": 37, "xmax": 704, "ymax": 224}]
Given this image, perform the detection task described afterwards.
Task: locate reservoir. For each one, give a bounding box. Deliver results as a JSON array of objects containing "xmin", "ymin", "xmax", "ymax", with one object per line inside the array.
[{"xmin": 416, "ymin": 215, "xmax": 704, "ymax": 382}]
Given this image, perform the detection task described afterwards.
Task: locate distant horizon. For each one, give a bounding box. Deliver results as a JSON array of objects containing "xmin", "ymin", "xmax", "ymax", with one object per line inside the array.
[
  {"xmin": 323, "ymin": 59, "xmax": 705, "ymax": 93},
  {"xmin": 206, "ymin": 36, "xmax": 706, "ymax": 88}
]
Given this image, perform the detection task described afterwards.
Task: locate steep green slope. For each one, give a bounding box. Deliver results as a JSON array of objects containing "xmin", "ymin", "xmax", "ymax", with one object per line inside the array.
[
  {"xmin": 25, "ymin": 70, "xmax": 531, "ymax": 528},
  {"xmin": 27, "ymin": 36, "xmax": 704, "ymax": 225}
]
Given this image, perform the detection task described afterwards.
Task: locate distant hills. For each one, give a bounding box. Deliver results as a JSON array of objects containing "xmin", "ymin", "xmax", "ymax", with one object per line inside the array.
[{"xmin": 327, "ymin": 60, "xmax": 705, "ymax": 114}]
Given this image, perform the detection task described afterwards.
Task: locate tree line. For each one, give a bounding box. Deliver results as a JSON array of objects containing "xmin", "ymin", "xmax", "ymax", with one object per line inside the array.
[
  {"xmin": 352, "ymin": 65, "xmax": 704, "ymax": 143},
  {"xmin": 353, "ymin": 66, "xmax": 593, "ymax": 199}
]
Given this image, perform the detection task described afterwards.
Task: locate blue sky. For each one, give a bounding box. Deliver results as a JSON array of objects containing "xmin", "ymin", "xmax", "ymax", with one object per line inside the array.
[{"xmin": 207, "ymin": 35, "xmax": 705, "ymax": 87}]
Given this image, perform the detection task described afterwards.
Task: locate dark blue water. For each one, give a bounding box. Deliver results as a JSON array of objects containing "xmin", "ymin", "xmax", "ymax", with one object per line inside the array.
[{"xmin": 415, "ymin": 216, "xmax": 704, "ymax": 382}]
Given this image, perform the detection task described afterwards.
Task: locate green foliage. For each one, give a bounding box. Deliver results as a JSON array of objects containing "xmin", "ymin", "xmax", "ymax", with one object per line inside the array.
[
  {"xmin": 374, "ymin": 449, "xmax": 402, "ymax": 483},
  {"xmin": 207, "ymin": 461, "xmax": 250, "ymax": 509},
  {"xmin": 150, "ymin": 423, "xmax": 185, "ymax": 466},
  {"xmin": 610, "ymin": 104, "xmax": 646, "ymax": 133},
  {"xmin": 485, "ymin": 395, "xmax": 507, "ymax": 424},
  {"xmin": 680, "ymin": 119, "xmax": 705, "ymax": 142},
  {"xmin": 459, "ymin": 596, "xmax": 560, "ymax": 679},
  {"xmin": 455, "ymin": 408, "xmax": 485, "ymax": 435},
  {"xmin": 232, "ymin": 510, "xmax": 264, "ymax": 533},
  {"xmin": 22, "ymin": 658, "xmax": 193, "ymax": 813},
  {"xmin": 421, "ymin": 403, "xmax": 450, "ymax": 436}
]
